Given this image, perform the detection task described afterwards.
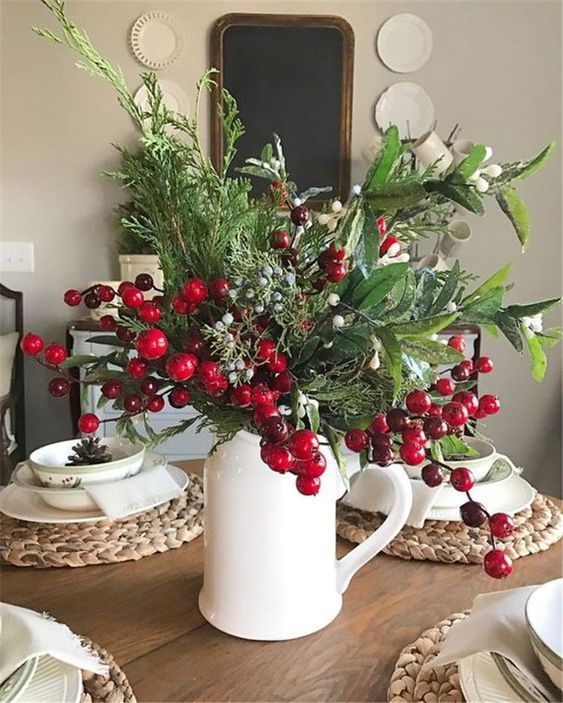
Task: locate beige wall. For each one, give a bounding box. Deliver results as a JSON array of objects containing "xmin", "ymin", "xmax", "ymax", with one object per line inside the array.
[{"xmin": 1, "ymin": 0, "xmax": 561, "ymax": 494}]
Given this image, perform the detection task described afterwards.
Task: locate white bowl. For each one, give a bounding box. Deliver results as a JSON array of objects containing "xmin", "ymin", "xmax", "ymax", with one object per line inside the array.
[
  {"xmin": 29, "ymin": 437, "xmax": 145, "ymax": 488},
  {"xmin": 13, "ymin": 452, "xmax": 166, "ymax": 512},
  {"xmin": 525, "ymin": 579, "xmax": 563, "ymax": 690}
]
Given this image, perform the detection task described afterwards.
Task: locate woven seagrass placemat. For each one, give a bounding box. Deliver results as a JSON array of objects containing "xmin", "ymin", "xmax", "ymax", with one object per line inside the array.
[
  {"xmin": 0, "ymin": 473, "xmax": 203, "ymax": 568},
  {"xmin": 387, "ymin": 611, "xmax": 468, "ymax": 702},
  {"xmin": 81, "ymin": 637, "xmax": 136, "ymax": 703},
  {"xmin": 337, "ymin": 494, "xmax": 562, "ymax": 563}
]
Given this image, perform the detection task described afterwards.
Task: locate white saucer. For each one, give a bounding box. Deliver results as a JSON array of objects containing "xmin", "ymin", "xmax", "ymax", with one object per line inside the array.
[
  {"xmin": 377, "ymin": 14, "xmax": 433, "ymax": 73},
  {"xmin": 14, "ymin": 655, "xmax": 82, "ymax": 703},
  {"xmin": 459, "ymin": 651, "xmax": 523, "ymax": 703},
  {"xmin": 375, "ymin": 82, "xmax": 434, "ymax": 139},
  {"xmin": 427, "ymin": 474, "xmax": 536, "ymax": 521},
  {"xmin": 0, "ymin": 465, "xmax": 188, "ymax": 524}
]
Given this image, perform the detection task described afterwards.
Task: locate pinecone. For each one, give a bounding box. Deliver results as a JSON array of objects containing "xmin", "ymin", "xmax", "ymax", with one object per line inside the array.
[{"xmin": 66, "ymin": 437, "xmax": 113, "ymax": 466}]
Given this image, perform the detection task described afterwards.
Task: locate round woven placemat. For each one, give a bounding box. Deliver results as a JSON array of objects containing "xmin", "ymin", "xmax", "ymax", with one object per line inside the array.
[
  {"xmin": 81, "ymin": 637, "xmax": 136, "ymax": 703},
  {"xmin": 0, "ymin": 473, "xmax": 203, "ymax": 568},
  {"xmin": 337, "ymin": 494, "xmax": 562, "ymax": 564},
  {"xmin": 387, "ymin": 611, "xmax": 468, "ymax": 702}
]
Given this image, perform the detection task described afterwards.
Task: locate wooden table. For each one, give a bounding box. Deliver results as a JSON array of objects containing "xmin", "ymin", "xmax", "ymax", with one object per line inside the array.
[{"xmin": 2, "ymin": 460, "xmax": 561, "ymax": 702}]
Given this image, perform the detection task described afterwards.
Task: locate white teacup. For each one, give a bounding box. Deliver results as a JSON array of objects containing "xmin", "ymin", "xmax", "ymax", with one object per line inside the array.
[
  {"xmin": 416, "ymin": 253, "xmax": 449, "ymax": 272},
  {"xmin": 412, "ymin": 131, "xmax": 453, "ymax": 175},
  {"xmin": 440, "ymin": 220, "xmax": 472, "ymax": 258}
]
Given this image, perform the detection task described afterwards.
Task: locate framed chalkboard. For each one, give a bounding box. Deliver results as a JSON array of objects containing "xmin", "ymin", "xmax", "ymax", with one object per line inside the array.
[{"xmin": 210, "ymin": 14, "xmax": 354, "ymax": 203}]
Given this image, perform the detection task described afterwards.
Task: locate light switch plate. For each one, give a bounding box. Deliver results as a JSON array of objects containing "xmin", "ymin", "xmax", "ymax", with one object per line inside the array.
[{"xmin": 0, "ymin": 242, "xmax": 35, "ymax": 272}]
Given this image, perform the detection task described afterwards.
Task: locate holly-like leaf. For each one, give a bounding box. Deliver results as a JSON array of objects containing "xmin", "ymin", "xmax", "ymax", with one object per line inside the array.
[
  {"xmin": 463, "ymin": 264, "xmax": 511, "ymax": 306},
  {"xmin": 495, "ymin": 312, "xmax": 524, "ymax": 352},
  {"xmin": 391, "ymin": 312, "xmax": 459, "ymax": 339},
  {"xmin": 524, "ymin": 332, "xmax": 548, "ymax": 381},
  {"xmin": 450, "ymin": 145, "xmax": 486, "ymax": 182},
  {"xmin": 402, "ymin": 339, "xmax": 464, "ymax": 365},
  {"xmin": 462, "ymin": 286, "xmax": 505, "ymax": 323},
  {"xmin": 496, "ymin": 185, "xmax": 530, "ymax": 251},
  {"xmin": 536, "ymin": 327, "xmax": 563, "ymax": 348},
  {"xmin": 440, "ymin": 434, "xmax": 480, "ymax": 459},
  {"xmin": 351, "ymin": 262, "xmax": 409, "ymax": 308},
  {"xmin": 364, "ymin": 125, "xmax": 400, "ymax": 191},
  {"xmin": 377, "ymin": 329, "xmax": 403, "ymax": 399},
  {"xmin": 428, "ymin": 182, "xmax": 484, "ymax": 214},
  {"xmin": 386, "ymin": 269, "xmax": 416, "ymax": 321},
  {"xmin": 343, "ymin": 207, "xmax": 365, "ymax": 259},
  {"xmin": 61, "ymin": 354, "xmax": 98, "ymax": 368},
  {"xmin": 86, "ymin": 335, "xmax": 132, "ymax": 348},
  {"xmin": 292, "ymin": 336, "xmax": 319, "ymax": 366},
  {"xmin": 429, "ymin": 260, "xmax": 460, "ymax": 315},
  {"xmin": 414, "ymin": 269, "xmax": 438, "ymax": 318},
  {"xmin": 363, "ymin": 182, "xmax": 427, "ymax": 210},
  {"xmin": 515, "ymin": 142, "xmax": 556, "ymax": 181},
  {"xmin": 306, "ymin": 402, "xmax": 321, "ymax": 433},
  {"xmin": 504, "ymin": 297, "xmax": 561, "ymax": 319},
  {"xmin": 324, "ymin": 424, "xmax": 349, "ymax": 489}
]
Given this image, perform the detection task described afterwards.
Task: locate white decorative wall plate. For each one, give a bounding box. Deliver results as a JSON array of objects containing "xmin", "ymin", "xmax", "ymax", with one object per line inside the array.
[
  {"xmin": 134, "ymin": 80, "xmax": 189, "ymax": 118},
  {"xmin": 130, "ymin": 12, "xmax": 184, "ymax": 69},
  {"xmin": 375, "ymin": 82, "xmax": 434, "ymax": 140},
  {"xmin": 377, "ymin": 14, "xmax": 433, "ymax": 73}
]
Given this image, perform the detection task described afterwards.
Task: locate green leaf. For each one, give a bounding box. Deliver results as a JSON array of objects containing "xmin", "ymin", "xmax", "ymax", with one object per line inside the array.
[
  {"xmin": 430, "ymin": 440, "xmax": 444, "ymax": 463},
  {"xmin": 402, "ymin": 339, "xmax": 464, "ymax": 365},
  {"xmin": 524, "ymin": 332, "xmax": 548, "ymax": 381},
  {"xmin": 450, "ymin": 145, "xmax": 486, "ymax": 182},
  {"xmin": 390, "ymin": 312, "xmax": 459, "ymax": 339},
  {"xmin": 504, "ymin": 297, "xmax": 561, "ymax": 319},
  {"xmin": 343, "ymin": 207, "xmax": 365, "ymax": 259},
  {"xmin": 306, "ymin": 402, "xmax": 321, "ymax": 433},
  {"xmin": 536, "ymin": 327, "xmax": 563, "ymax": 348},
  {"xmin": 292, "ymin": 336, "xmax": 319, "ymax": 366},
  {"xmin": 429, "ymin": 260, "xmax": 460, "ymax": 315},
  {"xmin": 260, "ymin": 143, "xmax": 273, "ymax": 163},
  {"xmin": 440, "ymin": 435, "xmax": 480, "ymax": 460},
  {"xmin": 351, "ymin": 262, "xmax": 409, "ymax": 308},
  {"xmin": 290, "ymin": 386, "xmax": 305, "ymax": 430},
  {"xmin": 324, "ymin": 424, "xmax": 349, "ymax": 489},
  {"xmin": 364, "ymin": 125, "xmax": 400, "ymax": 190},
  {"xmin": 377, "ymin": 329, "xmax": 403, "ymax": 399},
  {"xmin": 429, "ymin": 182, "xmax": 484, "ymax": 214},
  {"xmin": 463, "ymin": 264, "xmax": 511, "ymax": 306},
  {"xmin": 86, "ymin": 335, "xmax": 132, "ymax": 348},
  {"xmin": 516, "ymin": 142, "xmax": 556, "ymax": 180},
  {"xmin": 61, "ymin": 354, "xmax": 97, "ymax": 368},
  {"xmin": 414, "ymin": 269, "xmax": 438, "ymax": 318},
  {"xmin": 496, "ymin": 185, "xmax": 530, "ymax": 251},
  {"xmin": 495, "ymin": 312, "xmax": 524, "ymax": 352},
  {"xmin": 363, "ymin": 182, "xmax": 427, "ymax": 210},
  {"xmin": 462, "ymin": 286, "xmax": 505, "ymax": 323},
  {"xmin": 386, "ymin": 269, "xmax": 416, "ymax": 321},
  {"xmin": 482, "ymin": 323, "xmax": 500, "ymax": 338}
]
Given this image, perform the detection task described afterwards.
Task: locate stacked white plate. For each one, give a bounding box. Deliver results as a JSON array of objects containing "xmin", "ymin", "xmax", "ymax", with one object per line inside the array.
[{"xmin": 0, "ymin": 656, "xmax": 81, "ymax": 703}]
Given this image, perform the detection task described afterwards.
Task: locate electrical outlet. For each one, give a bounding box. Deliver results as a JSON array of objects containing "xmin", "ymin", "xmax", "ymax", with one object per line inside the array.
[{"xmin": 0, "ymin": 242, "xmax": 35, "ymax": 272}]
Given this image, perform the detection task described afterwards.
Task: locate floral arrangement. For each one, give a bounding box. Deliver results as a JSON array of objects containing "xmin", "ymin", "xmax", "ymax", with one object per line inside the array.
[{"xmin": 24, "ymin": 1, "xmax": 561, "ymax": 578}]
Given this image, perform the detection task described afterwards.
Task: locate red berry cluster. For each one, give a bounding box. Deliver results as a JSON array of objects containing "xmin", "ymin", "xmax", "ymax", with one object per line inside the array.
[{"xmin": 316, "ymin": 244, "xmax": 349, "ymax": 288}]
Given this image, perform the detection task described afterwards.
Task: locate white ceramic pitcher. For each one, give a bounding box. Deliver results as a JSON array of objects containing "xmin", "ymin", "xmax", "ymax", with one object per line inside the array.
[{"xmin": 199, "ymin": 430, "xmax": 412, "ymax": 641}]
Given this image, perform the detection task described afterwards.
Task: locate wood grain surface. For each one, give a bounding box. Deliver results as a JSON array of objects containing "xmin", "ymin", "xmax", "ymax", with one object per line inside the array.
[{"xmin": 2, "ymin": 460, "xmax": 561, "ymax": 702}]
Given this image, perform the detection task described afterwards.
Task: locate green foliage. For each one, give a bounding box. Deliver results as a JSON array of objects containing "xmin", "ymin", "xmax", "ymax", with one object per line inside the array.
[{"xmin": 496, "ymin": 186, "xmax": 530, "ymax": 251}]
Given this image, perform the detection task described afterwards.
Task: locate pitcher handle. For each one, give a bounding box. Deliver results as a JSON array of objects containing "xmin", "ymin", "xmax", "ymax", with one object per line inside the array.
[{"xmin": 336, "ymin": 464, "xmax": 412, "ymax": 594}]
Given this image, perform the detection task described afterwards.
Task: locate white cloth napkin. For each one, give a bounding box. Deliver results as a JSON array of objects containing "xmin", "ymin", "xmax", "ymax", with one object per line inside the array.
[
  {"xmin": 430, "ymin": 585, "xmax": 558, "ymax": 697},
  {"xmin": 0, "ymin": 602, "xmax": 108, "ymax": 681},
  {"xmin": 84, "ymin": 465, "xmax": 184, "ymax": 520},
  {"xmin": 342, "ymin": 466, "xmax": 443, "ymax": 527}
]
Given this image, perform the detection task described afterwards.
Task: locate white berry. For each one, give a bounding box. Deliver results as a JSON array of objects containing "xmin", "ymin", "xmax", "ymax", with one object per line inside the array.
[
  {"xmin": 327, "ymin": 293, "xmax": 340, "ymax": 307},
  {"xmin": 318, "ymin": 213, "xmax": 330, "ymax": 225},
  {"xmin": 352, "ymin": 184, "xmax": 362, "ymax": 196},
  {"xmin": 446, "ymin": 301, "xmax": 458, "ymax": 312},
  {"xmin": 483, "ymin": 163, "xmax": 502, "ymax": 178},
  {"xmin": 222, "ymin": 312, "xmax": 234, "ymax": 325},
  {"xmin": 475, "ymin": 177, "xmax": 490, "ymax": 193},
  {"xmin": 293, "ymin": 197, "xmax": 302, "ymax": 207},
  {"xmin": 331, "ymin": 200, "xmax": 343, "ymax": 213},
  {"xmin": 332, "ymin": 315, "xmax": 345, "ymax": 328}
]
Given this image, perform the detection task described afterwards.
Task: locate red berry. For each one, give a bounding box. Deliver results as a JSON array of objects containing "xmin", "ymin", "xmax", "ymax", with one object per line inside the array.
[
  {"xmin": 84, "ymin": 292, "xmax": 100, "ymax": 309},
  {"xmin": 473, "ymin": 408, "xmax": 488, "ymax": 420},
  {"xmin": 253, "ymin": 403, "xmax": 280, "ymax": 426},
  {"xmin": 257, "ymin": 339, "xmax": 277, "ymax": 361},
  {"xmin": 399, "ymin": 443, "xmax": 426, "ymax": 466},
  {"xmin": 282, "ymin": 248, "xmax": 300, "ymax": 267},
  {"xmin": 121, "ymin": 286, "xmax": 144, "ymax": 309},
  {"xmin": 327, "ymin": 244, "xmax": 346, "ymax": 262},
  {"xmin": 230, "ymin": 384, "xmax": 252, "ymax": 407},
  {"xmin": 78, "ymin": 413, "xmax": 100, "ymax": 434},
  {"xmin": 290, "ymin": 205, "xmax": 310, "ymax": 225},
  {"xmin": 172, "ymin": 295, "xmax": 190, "ymax": 314},
  {"xmin": 268, "ymin": 353, "xmax": 288, "ymax": 374},
  {"xmin": 447, "ymin": 335, "xmax": 466, "ymax": 353},
  {"xmin": 64, "ymin": 289, "xmax": 82, "ymax": 307},
  {"xmin": 97, "ymin": 285, "xmax": 115, "ymax": 303},
  {"xmin": 402, "ymin": 425, "xmax": 427, "ymax": 446},
  {"xmin": 483, "ymin": 549, "xmax": 513, "ymax": 579},
  {"xmin": 209, "ymin": 278, "xmax": 231, "ymax": 304},
  {"xmin": 100, "ymin": 315, "xmax": 117, "ymax": 331},
  {"xmin": 147, "ymin": 395, "xmax": 165, "ymax": 413},
  {"xmin": 423, "ymin": 417, "xmax": 448, "ymax": 440},
  {"xmin": 442, "ymin": 401, "xmax": 469, "ymax": 427},
  {"xmin": 376, "ymin": 216, "xmax": 387, "ymax": 237},
  {"xmin": 182, "ymin": 278, "xmax": 208, "ymax": 304},
  {"xmin": 475, "ymin": 356, "xmax": 494, "ymax": 374},
  {"xmin": 296, "ymin": 474, "xmax": 321, "ymax": 495},
  {"xmin": 325, "ymin": 260, "xmax": 348, "ymax": 283},
  {"xmin": 273, "ymin": 371, "xmax": 292, "ymax": 394},
  {"xmin": 139, "ymin": 302, "xmax": 162, "ymax": 324},
  {"xmin": 118, "ymin": 281, "xmax": 134, "ymax": 296},
  {"xmin": 450, "ymin": 467, "xmax": 475, "ymax": 492},
  {"xmin": 197, "ymin": 360, "xmax": 220, "ymax": 384},
  {"xmin": 140, "ymin": 377, "xmax": 159, "ymax": 396},
  {"xmin": 405, "ymin": 390, "xmax": 432, "ymax": 415},
  {"xmin": 345, "ymin": 429, "xmax": 369, "ymax": 453},
  {"xmin": 460, "ymin": 500, "xmax": 487, "ymax": 527},
  {"xmin": 21, "ymin": 333, "xmax": 43, "ymax": 356},
  {"xmin": 288, "ymin": 430, "xmax": 319, "ymax": 460},
  {"xmin": 48, "ymin": 377, "xmax": 70, "ymax": 397},
  {"xmin": 369, "ymin": 414, "xmax": 389, "ymax": 435},
  {"xmin": 459, "ymin": 359, "xmax": 474, "ymax": 373},
  {"xmin": 386, "ymin": 408, "xmax": 411, "ymax": 432},
  {"xmin": 251, "ymin": 383, "xmax": 275, "ymax": 407},
  {"xmin": 489, "ymin": 512, "xmax": 515, "ymax": 539},
  {"xmin": 451, "ymin": 364, "xmax": 470, "ymax": 382},
  {"xmin": 134, "ymin": 273, "xmax": 154, "ymax": 291},
  {"xmin": 123, "ymin": 393, "xmax": 142, "ymax": 413},
  {"xmin": 183, "ymin": 327, "xmax": 206, "ymax": 355},
  {"xmin": 479, "ymin": 394, "xmax": 501, "ymax": 415},
  {"xmin": 427, "ymin": 403, "xmax": 443, "ymax": 417},
  {"xmin": 260, "ymin": 442, "xmax": 275, "ymax": 465},
  {"xmin": 44, "ymin": 343, "xmax": 67, "ymax": 366},
  {"xmin": 270, "ymin": 230, "xmax": 291, "ymax": 249},
  {"xmin": 371, "ymin": 433, "xmax": 393, "ymax": 450},
  {"xmin": 169, "ymin": 385, "xmax": 191, "ymax": 408},
  {"xmin": 267, "ymin": 445, "xmax": 295, "ymax": 473},
  {"xmin": 166, "ymin": 353, "xmax": 198, "ymax": 382},
  {"xmin": 452, "ymin": 391, "xmax": 479, "ymax": 416},
  {"xmin": 127, "ymin": 357, "xmax": 148, "ymax": 379},
  {"xmin": 261, "ymin": 416, "xmax": 289, "ymax": 444},
  {"xmin": 436, "ymin": 378, "xmax": 455, "ymax": 396},
  {"xmin": 421, "ymin": 463, "xmax": 444, "ymax": 487},
  {"xmin": 116, "ymin": 326, "xmax": 136, "ymax": 343},
  {"xmin": 299, "ymin": 452, "xmax": 327, "ymax": 478},
  {"xmin": 101, "ymin": 380, "xmax": 122, "ymax": 399},
  {"xmin": 135, "ymin": 329, "xmax": 169, "ymax": 360},
  {"xmin": 379, "ymin": 236, "xmax": 401, "ymax": 257},
  {"xmin": 372, "ymin": 447, "xmax": 395, "ymax": 465}
]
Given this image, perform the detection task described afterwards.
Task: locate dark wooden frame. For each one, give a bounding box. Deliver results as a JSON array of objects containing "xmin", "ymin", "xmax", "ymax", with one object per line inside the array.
[
  {"xmin": 209, "ymin": 13, "xmax": 354, "ymax": 203},
  {"xmin": 0, "ymin": 283, "xmax": 25, "ymax": 482}
]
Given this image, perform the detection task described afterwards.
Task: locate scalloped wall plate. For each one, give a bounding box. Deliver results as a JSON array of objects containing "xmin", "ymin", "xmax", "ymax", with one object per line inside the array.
[{"xmin": 130, "ymin": 12, "xmax": 184, "ymax": 69}]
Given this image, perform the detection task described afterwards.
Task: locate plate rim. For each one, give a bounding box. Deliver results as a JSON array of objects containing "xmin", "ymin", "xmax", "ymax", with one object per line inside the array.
[
  {"xmin": 130, "ymin": 10, "xmax": 184, "ymax": 69},
  {"xmin": 375, "ymin": 81, "xmax": 435, "ymax": 139},
  {"xmin": 0, "ymin": 657, "xmax": 39, "ymax": 703},
  {"xmin": 377, "ymin": 13, "xmax": 433, "ymax": 73},
  {"xmin": 459, "ymin": 651, "xmax": 522, "ymax": 703}
]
